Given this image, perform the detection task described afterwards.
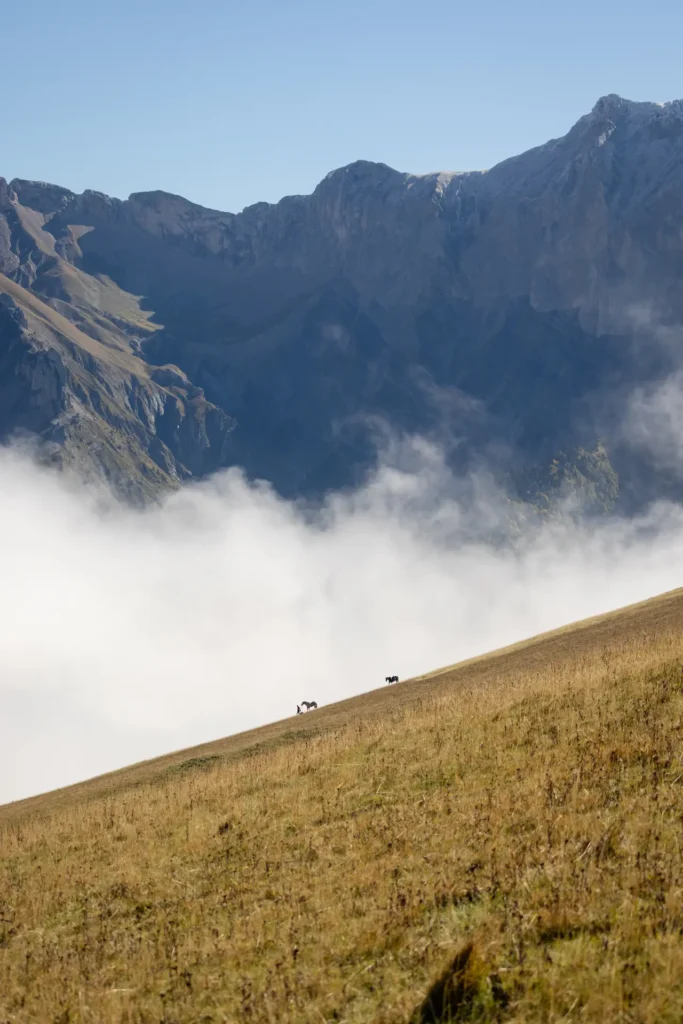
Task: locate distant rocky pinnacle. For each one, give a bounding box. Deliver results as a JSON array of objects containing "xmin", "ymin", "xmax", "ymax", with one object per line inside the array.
[{"xmin": 2, "ymin": 94, "xmax": 683, "ymax": 508}]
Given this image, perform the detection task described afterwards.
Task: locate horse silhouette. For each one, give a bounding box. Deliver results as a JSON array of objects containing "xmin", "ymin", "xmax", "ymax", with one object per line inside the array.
[
  {"xmin": 301, "ymin": 700, "xmax": 318, "ymax": 710},
  {"xmin": 385, "ymin": 675, "xmax": 399, "ymax": 684}
]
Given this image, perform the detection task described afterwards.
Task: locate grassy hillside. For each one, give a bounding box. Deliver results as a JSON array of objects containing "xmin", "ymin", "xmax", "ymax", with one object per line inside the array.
[
  {"xmin": 0, "ymin": 271, "xmax": 146, "ymax": 374},
  {"xmin": 3, "ymin": 589, "xmax": 683, "ymax": 1021}
]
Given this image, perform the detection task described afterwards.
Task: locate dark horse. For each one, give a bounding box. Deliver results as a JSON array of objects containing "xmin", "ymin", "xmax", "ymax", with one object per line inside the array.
[{"xmin": 385, "ymin": 675, "xmax": 399, "ymax": 684}]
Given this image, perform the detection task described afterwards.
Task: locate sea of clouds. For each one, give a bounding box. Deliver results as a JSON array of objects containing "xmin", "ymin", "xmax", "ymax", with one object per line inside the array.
[{"xmin": 2, "ymin": 426, "xmax": 683, "ymax": 805}]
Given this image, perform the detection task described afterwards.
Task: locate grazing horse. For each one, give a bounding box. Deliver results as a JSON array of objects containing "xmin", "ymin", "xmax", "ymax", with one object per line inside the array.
[
  {"xmin": 385, "ymin": 675, "xmax": 399, "ymax": 684},
  {"xmin": 301, "ymin": 700, "xmax": 318, "ymax": 710}
]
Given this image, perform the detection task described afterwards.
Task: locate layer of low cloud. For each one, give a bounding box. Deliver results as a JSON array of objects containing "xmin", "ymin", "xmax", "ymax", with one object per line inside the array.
[{"xmin": 2, "ymin": 437, "xmax": 683, "ymax": 806}]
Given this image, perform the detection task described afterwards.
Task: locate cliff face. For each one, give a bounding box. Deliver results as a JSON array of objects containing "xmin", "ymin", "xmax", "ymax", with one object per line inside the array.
[
  {"xmin": 2, "ymin": 94, "xmax": 683, "ymax": 505},
  {"xmin": 0, "ymin": 182, "xmax": 235, "ymax": 501}
]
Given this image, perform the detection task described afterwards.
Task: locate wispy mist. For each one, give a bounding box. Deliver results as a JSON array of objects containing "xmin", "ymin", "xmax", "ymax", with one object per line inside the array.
[{"xmin": 2, "ymin": 437, "xmax": 683, "ymax": 806}]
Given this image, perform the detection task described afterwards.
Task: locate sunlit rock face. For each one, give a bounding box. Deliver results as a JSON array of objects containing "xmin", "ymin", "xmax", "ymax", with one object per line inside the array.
[{"xmin": 2, "ymin": 95, "xmax": 683, "ymax": 508}]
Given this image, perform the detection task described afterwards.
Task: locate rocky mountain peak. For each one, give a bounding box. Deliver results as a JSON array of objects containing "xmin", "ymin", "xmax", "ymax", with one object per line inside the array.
[
  {"xmin": 2, "ymin": 94, "xmax": 683, "ymax": 508},
  {"xmin": 127, "ymin": 189, "xmax": 217, "ymax": 215},
  {"xmin": 589, "ymin": 93, "xmax": 683, "ymax": 122},
  {"xmin": 315, "ymin": 160, "xmax": 406, "ymax": 199},
  {"xmin": 9, "ymin": 179, "xmax": 75, "ymax": 216},
  {"xmin": 58, "ymin": 188, "xmax": 124, "ymax": 225},
  {"xmin": 0, "ymin": 177, "xmax": 16, "ymax": 209},
  {"xmin": 578, "ymin": 93, "xmax": 683, "ymax": 146},
  {"xmin": 590, "ymin": 93, "xmax": 640, "ymax": 120}
]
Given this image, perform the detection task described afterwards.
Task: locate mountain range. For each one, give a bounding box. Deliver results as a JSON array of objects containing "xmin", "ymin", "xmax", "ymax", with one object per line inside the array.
[{"xmin": 2, "ymin": 94, "xmax": 683, "ymax": 508}]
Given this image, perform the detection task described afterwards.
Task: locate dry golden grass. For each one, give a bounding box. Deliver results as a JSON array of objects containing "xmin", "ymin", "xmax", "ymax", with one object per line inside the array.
[{"xmin": 3, "ymin": 589, "xmax": 683, "ymax": 1022}]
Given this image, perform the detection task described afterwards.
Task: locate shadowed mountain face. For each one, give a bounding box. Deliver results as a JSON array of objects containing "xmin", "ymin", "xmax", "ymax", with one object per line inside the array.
[{"xmin": 2, "ymin": 94, "xmax": 683, "ymax": 506}]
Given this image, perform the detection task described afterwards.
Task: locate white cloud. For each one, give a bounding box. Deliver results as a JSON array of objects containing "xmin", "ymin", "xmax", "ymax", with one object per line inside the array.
[
  {"xmin": 622, "ymin": 370, "xmax": 683, "ymax": 478},
  {"xmin": 2, "ymin": 438, "xmax": 683, "ymax": 805}
]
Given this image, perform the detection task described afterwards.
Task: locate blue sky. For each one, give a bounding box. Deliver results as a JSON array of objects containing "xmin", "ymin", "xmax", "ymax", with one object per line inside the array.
[{"xmin": 3, "ymin": 0, "xmax": 682, "ymax": 213}]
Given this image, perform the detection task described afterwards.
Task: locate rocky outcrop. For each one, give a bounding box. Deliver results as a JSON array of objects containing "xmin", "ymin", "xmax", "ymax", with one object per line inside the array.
[
  {"xmin": 2, "ymin": 95, "xmax": 683, "ymax": 506},
  {"xmin": 10, "ymin": 179, "xmax": 75, "ymax": 216},
  {"xmin": 0, "ymin": 282, "xmax": 234, "ymax": 502}
]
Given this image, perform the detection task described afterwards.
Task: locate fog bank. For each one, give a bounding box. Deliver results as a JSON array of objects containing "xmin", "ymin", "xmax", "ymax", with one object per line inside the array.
[{"xmin": 2, "ymin": 439, "xmax": 682, "ymax": 805}]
